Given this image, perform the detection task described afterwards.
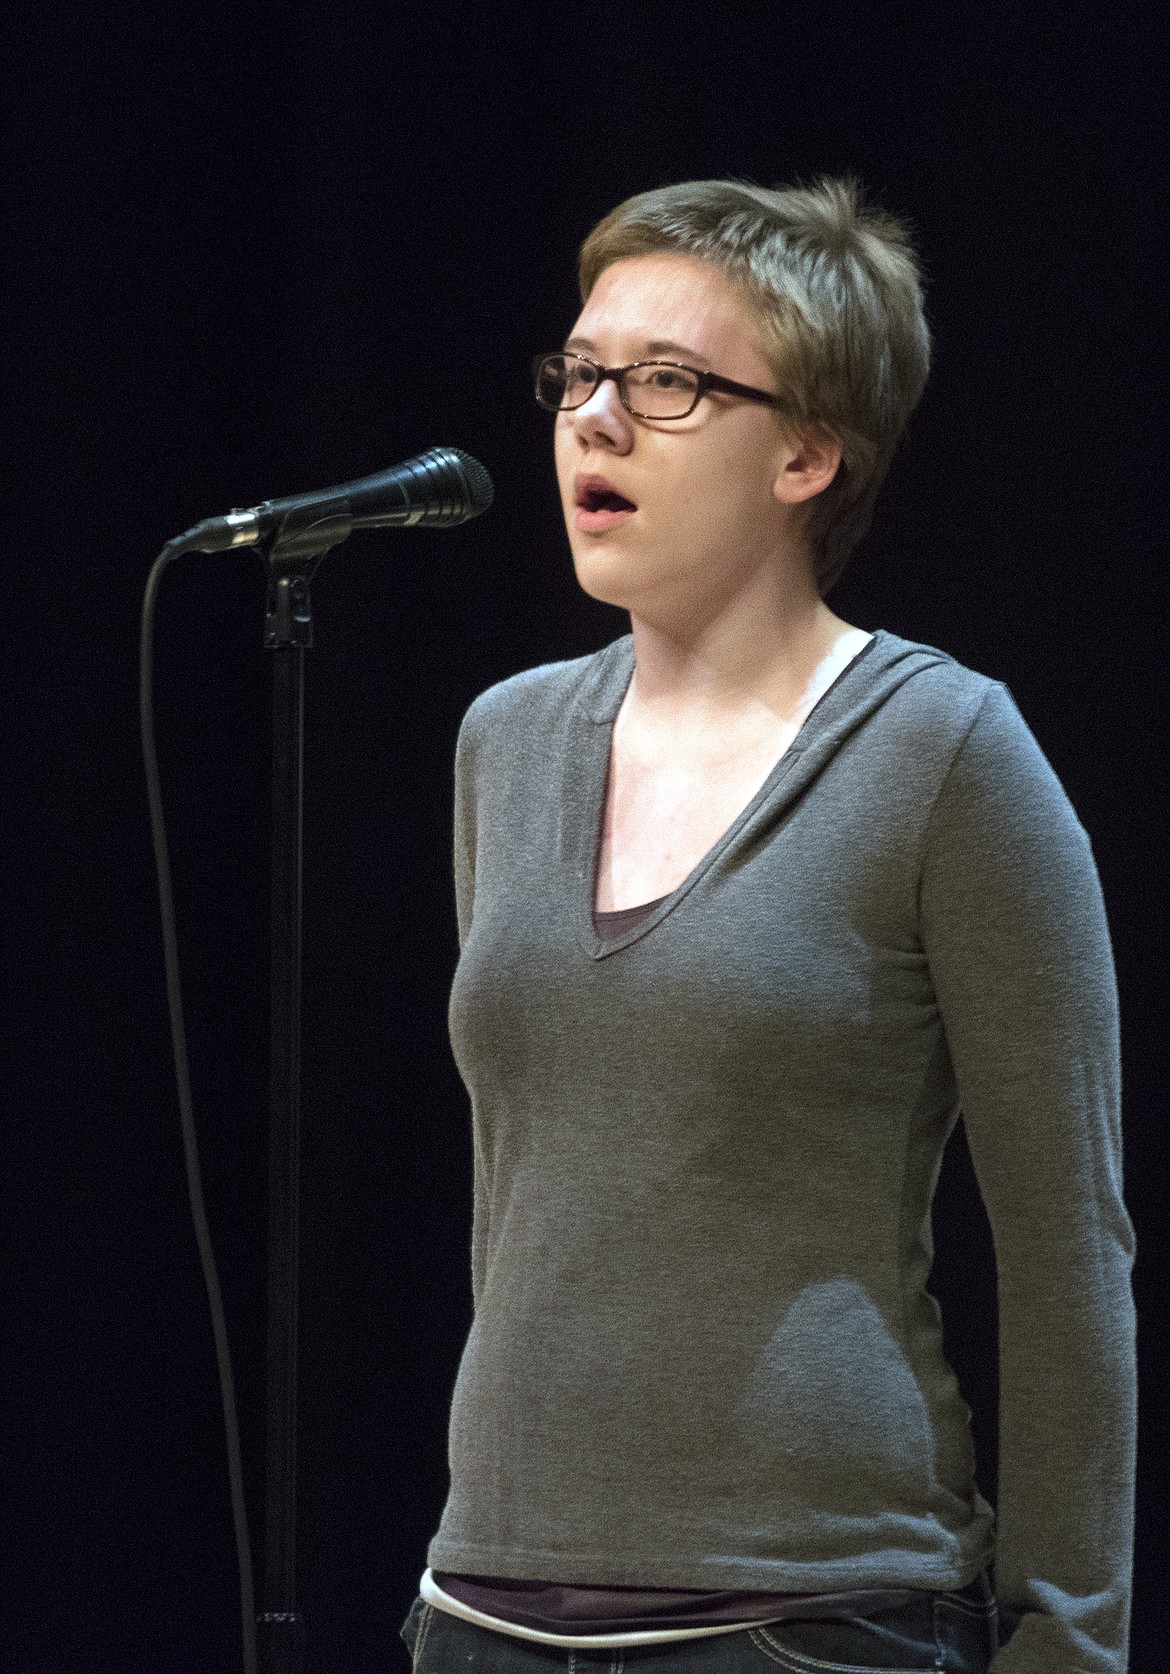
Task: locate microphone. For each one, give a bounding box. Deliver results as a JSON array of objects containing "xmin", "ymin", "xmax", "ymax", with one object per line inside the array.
[{"xmin": 179, "ymin": 446, "xmax": 494, "ymax": 553}]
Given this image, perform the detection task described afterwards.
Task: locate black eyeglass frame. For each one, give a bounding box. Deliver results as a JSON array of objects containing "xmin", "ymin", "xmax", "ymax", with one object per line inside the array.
[{"xmin": 532, "ymin": 352, "xmax": 783, "ymax": 420}]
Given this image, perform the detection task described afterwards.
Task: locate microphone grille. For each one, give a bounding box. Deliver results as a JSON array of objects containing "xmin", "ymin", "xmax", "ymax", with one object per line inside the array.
[
  {"xmin": 454, "ymin": 448, "xmax": 495, "ymax": 515},
  {"xmin": 414, "ymin": 446, "xmax": 494, "ymax": 527}
]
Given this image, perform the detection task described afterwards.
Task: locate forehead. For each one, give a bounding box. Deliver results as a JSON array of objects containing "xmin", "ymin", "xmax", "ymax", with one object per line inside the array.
[{"xmin": 568, "ymin": 252, "xmax": 766, "ymax": 365}]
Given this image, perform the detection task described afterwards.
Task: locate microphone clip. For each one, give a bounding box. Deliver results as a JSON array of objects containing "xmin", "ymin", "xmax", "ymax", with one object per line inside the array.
[{"xmin": 261, "ymin": 504, "xmax": 353, "ymax": 649}]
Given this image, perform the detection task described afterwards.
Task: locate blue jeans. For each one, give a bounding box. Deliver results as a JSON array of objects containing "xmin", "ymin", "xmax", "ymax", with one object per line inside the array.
[{"xmin": 399, "ymin": 1581, "xmax": 1000, "ymax": 1674}]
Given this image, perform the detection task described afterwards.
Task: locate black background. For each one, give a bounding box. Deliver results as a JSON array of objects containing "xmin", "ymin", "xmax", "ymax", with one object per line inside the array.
[{"xmin": 2, "ymin": 4, "xmax": 1164, "ymax": 1670}]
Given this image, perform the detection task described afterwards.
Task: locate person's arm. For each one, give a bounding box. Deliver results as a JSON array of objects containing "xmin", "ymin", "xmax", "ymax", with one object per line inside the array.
[
  {"xmin": 452, "ymin": 705, "xmax": 479, "ymax": 950},
  {"xmin": 919, "ymin": 681, "xmax": 1135, "ymax": 1674},
  {"xmin": 451, "ymin": 701, "xmax": 487, "ymax": 1314}
]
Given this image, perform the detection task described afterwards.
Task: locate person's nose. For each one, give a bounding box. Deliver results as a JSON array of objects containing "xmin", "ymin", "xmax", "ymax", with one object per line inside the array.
[{"xmin": 568, "ymin": 373, "xmax": 634, "ymax": 452}]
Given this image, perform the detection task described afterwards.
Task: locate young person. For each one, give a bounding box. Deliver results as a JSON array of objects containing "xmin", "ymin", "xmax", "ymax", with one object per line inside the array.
[{"xmin": 400, "ymin": 178, "xmax": 1136, "ymax": 1674}]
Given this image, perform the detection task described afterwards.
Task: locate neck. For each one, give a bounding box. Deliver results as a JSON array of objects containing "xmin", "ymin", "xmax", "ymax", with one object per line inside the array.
[{"xmin": 624, "ymin": 553, "xmax": 858, "ymax": 726}]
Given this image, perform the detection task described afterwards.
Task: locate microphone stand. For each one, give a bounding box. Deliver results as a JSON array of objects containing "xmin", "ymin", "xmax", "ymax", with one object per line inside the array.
[
  {"xmin": 255, "ymin": 508, "xmax": 350, "ymax": 1674},
  {"xmin": 144, "ymin": 448, "xmax": 490, "ymax": 1674}
]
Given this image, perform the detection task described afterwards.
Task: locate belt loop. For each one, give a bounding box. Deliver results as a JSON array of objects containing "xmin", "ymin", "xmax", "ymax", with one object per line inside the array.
[
  {"xmin": 982, "ymin": 1573, "xmax": 1001, "ymax": 1660},
  {"xmin": 930, "ymin": 1595, "xmax": 948, "ymax": 1669}
]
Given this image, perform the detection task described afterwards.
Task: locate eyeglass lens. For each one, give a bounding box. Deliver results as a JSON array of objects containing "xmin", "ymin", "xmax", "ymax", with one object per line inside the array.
[{"xmin": 537, "ymin": 356, "xmax": 701, "ymax": 418}]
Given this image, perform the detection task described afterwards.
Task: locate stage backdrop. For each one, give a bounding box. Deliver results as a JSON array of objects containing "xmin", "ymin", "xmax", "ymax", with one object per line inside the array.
[{"xmin": 2, "ymin": 5, "xmax": 1163, "ymax": 1670}]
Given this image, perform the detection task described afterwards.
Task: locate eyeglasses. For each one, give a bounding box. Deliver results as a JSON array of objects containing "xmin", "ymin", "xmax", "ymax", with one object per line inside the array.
[{"xmin": 533, "ymin": 352, "xmax": 783, "ymax": 421}]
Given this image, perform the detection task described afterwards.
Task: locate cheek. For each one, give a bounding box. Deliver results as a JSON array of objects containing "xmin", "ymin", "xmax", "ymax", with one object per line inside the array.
[
  {"xmin": 663, "ymin": 437, "xmax": 770, "ymax": 528},
  {"xmin": 553, "ymin": 425, "xmax": 578, "ymax": 502}
]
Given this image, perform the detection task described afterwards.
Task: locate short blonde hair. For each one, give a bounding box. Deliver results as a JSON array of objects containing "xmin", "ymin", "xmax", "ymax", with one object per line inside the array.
[{"xmin": 579, "ymin": 177, "xmax": 931, "ymax": 593}]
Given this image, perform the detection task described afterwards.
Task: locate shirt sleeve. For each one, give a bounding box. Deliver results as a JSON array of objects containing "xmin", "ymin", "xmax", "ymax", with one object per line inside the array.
[
  {"xmin": 452, "ymin": 700, "xmax": 487, "ymax": 1314},
  {"xmin": 452, "ymin": 703, "xmax": 479, "ymax": 950},
  {"xmin": 919, "ymin": 681, "xmax": 1136, "ymax": 1674}
]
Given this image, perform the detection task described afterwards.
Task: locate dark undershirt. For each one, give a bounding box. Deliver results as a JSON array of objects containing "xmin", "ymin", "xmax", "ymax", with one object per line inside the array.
[
  {"xmin": 430, "ymin": 1568, "xmax": 937, "ymax": 1635},
  {"xmin": 592, "ymin": 895, "xmax": 670, "ymax": 939}
]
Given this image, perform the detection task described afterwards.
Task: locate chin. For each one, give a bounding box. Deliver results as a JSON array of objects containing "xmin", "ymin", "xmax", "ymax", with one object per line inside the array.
[{"xmin": 568, "ymin": 542, "xmax": 644, "ymax": 610}]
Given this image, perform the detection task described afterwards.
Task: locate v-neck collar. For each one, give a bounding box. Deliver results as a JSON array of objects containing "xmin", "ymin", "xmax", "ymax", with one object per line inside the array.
[{"xmin": 568, "ymin": 632, "xmax": 887, "ymax": 960}]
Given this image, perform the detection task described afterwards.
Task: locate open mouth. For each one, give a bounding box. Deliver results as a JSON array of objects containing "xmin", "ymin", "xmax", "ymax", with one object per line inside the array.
[
  {"xmin": 579, "ymin": 486, "xmax": 637, "ymax": 514},
  {"xmin": 574, "ymin": 476, "xmax": 638, "ymax": 530}
]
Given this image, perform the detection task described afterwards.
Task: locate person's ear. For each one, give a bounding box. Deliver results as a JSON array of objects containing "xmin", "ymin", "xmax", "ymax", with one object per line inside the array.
[{"xmin": 772, "ymin": 425, "xmax": 843, "ymax": 505}]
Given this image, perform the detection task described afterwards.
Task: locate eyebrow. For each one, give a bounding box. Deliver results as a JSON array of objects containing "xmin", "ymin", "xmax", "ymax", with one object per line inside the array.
[{"xmin": 563, "ymin": 334, "xmax": 711, "ymax": 367}]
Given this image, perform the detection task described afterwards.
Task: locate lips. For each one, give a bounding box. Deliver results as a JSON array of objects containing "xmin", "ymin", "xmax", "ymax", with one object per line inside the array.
[{"xmin": 574, "ymin": 473, "xmax": 637, "ymax": 531}]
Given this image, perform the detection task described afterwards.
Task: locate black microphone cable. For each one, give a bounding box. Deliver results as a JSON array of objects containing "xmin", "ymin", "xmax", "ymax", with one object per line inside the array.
[{"xmin": 141, "ymin": 532, "xmax": 260, "ymax": 1674}]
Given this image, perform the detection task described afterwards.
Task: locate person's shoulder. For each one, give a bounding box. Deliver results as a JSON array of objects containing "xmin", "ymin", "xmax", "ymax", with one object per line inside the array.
[
  {"xmin": 871, "ymin": 628, "xmax": 999, "ymax": 704},
  {"xmin": 463, "ymin": 648, "xmax": 607, "ymax": 725},
  {"xmin": 456, "ymin": 635, "xmax": 633, "ymax": 754},
  {"xmin": 868, "ymin": 628, "xmax": 1019, "ymax": 745},
  {"xmin": 872, "ymin": 630, "xmax": 1081, "ymax": 828}
]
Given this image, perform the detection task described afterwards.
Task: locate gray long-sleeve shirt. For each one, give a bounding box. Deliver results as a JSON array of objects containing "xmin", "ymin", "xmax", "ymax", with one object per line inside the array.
[{"xmin": 426, "ymin": 629, "xmax": 1136, "ymax": 1673}]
